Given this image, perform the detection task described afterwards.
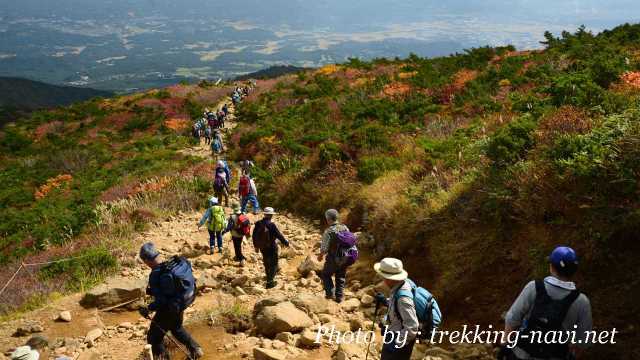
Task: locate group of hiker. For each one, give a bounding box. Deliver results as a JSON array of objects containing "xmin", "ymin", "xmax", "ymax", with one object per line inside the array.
[
  {"xmin": 231, "ymin": 85, "xmax": 251, "ymax": 105},
  {"xmin": 192, "ymin": 104, "xmax": 229, "ymax": 155},
  {"xmin": 132, "ymin": 88, "xmax": 593, "ymax": 360}
]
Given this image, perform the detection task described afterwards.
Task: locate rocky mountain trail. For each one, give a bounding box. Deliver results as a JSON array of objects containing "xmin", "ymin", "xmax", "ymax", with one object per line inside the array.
[{"xmin": 0, "ymin": 91, "xmax": 497, "ymax": 360}]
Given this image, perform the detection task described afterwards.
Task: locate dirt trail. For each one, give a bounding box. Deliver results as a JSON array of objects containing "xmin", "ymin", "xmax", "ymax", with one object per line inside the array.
[{"xmin": 0, "ymin": 93, "xmax": 495, "ymax": 360}]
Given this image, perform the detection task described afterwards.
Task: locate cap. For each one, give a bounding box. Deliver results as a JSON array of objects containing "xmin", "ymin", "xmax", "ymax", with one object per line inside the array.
[
  {"xmin": 549, "ymin": 246, "xmax": 579, "ymax": 276},
  {"xmin": 139, "ymin": 242, "xmax": 159, "ymax": 262}
]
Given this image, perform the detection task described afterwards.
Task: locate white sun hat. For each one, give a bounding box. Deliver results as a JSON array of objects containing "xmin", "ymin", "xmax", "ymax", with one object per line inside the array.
[
  {"xmin": 374, "ymin": 258, "xmax": 408, "ymax": 281},
  {"xmin": 263, "ymin": 207, "xmax": 277, "ymax": 215}
]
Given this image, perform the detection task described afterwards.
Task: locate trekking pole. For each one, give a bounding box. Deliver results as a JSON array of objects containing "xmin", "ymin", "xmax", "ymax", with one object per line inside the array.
[{"xmin": 365, "ymin": 302, "xmax": 381, "ymax": 360}]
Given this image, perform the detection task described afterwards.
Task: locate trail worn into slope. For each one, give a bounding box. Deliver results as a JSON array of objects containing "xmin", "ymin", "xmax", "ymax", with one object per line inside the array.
[{"xmin": 0, "ymin": 93, "xmax": 496, "ymax": 360}]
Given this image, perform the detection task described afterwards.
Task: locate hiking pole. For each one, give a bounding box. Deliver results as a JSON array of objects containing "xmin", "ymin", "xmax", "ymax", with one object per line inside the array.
[{"xmin": 365, "ymin": 301, "xmax": 381, "ymax": 360}]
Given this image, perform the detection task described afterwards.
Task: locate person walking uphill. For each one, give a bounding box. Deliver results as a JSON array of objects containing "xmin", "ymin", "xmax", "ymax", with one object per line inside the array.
[
  {"xmin": 198, "ymin": 197, "xmax": 227, "ymax": 254},
  {"xmin": 252, "ymin": 207, "xmax": 289, "ymax": 289},
  {"xmin": 501, "ymin": 246, "xmax": 592, "ymax": 360},
  {"xmin": 138, "ymin": 243, "xmax": 203, "ymax": 360},
  {"xmin": 213, "ymin": 164, "xmax": 230, "ymax": 207},
  {"xmin": 373, "ymin": 258, "xmax": 442, "ymax": 360},
  {"xmin": 222, "ymin": 204, "xmax": 251, "ymax": 267},
  {"xmin": 317, "ymin": 209, "xmax": 352, "ymax": 303},
  {"xmin": 239, "ymin": 173, "xmax": 260, "ymax": 214}
]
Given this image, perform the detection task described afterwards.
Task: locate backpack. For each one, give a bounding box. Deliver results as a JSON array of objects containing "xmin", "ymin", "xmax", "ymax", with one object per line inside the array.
[
  {"xmin": 331, "ymin": 229, "xmax": 359, "ymax": 268},
  {"xmin": 213, "ymin": 173, "xmax": 226, "ymax": 192},
  {"xmin": 517, "ymin": 280, "xmax": 581, "ymax": 358},
  {"xmin": 393, "ymin": 279, "xmax": 442, "ymax": 340},
  {"xmin": 239, "ymin": 176, "xmax": 251, "ymax": 197},
  {"xmin": 235, "ymin": 214, "xmax": 251, "ymax": 236},
  {"xmin": 208, "ymin": 206, "xmax": 227, "ymax": 232},
  {"xmin": 212, "ymin": 139, "xmax": 222, "ymax": 152},
  {"xmin": 161, "ymin": 256, "xmax": 197, "ymax": 311},
  {"xmin": 252, "ymin": 220, "xmax": 272, "ymax": 250}
]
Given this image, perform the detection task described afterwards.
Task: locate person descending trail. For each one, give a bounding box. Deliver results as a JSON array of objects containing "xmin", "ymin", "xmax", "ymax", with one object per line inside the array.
[
  {"xmin": 373, "ymin": 258, "xmax": 442, "ymax": 360},
  {"xmin": 215, "ymin": 160, "xmax": 231, "ymax": 184},
  {"xmin": 252, "ymin": 207, "xmax": 289, "ymax": 289},
  {"xmin": 138, "ymin": 243, "xmax": 203, "ymax": 360},
  {"xmin": 501, "ymin": 246, "xmax": 592, "ymax": 360},
  {"xmin": 239, "ymin": 173, "xmax": 260, "ymax": 214},
  {"xmin": 211, "ymin": 129, "xmax": 224, "ymax": 155},
  {"xmin": 197, "ymin": 197, "xmax": 227, "ymax": 254},
  {"xmin": 213, "ymin": 164, "xmax": 230, "ymax": 208},
  {"xmin": 318, "ymin": 209, "xmax": 355, "ymax": 303},
  {"xmin": 217, "ymin": 108, "xmax": 226, "ymax": 129},
  {"xmin": 222, "ymin": 204, "xmax": 251, "ymax": 267},
  {"xmin": 204, "ymin": 125, "xmax": 212, "ymax": 145},
  {"xmin": 222, "ymin": 103, "xmax": 229, "ymax": 116}
]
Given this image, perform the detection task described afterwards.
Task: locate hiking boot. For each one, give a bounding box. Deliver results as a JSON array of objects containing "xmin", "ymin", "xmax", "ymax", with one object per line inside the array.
[
  {"xmin": 239, "ymin": 260, "xmax": 245, "ymax": 267},
  {"xmin": 325, "ymin": 294, "xmax": 334, "ymax": 300},
  {"xmin": 334, "ymin": 297, "xmax": 343, "ymax": 304},
  {"xmin": 266, "ymin": 281, "xmax": 278, "ymax": 289},
  {"xmin": 191, "ymin": 347, "xmax": 204, "ymax": 359}
]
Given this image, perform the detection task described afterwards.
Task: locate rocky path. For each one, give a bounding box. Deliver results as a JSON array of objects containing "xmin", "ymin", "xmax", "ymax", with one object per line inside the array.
[{"xmin": 0, "ymin": 95, "xmax": 497, "ymax": 360}]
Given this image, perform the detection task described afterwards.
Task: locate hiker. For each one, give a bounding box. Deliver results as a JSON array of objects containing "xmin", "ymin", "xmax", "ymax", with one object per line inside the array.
[
  {"xmin": 217, "ymin": 109, "xmax": 226, "ymax": 128},
  {"xmin": 238, "ymin": 173, "xmax": 260, "ymax": 214},
  {"xmin": 239, "ymin": 159, "xmax": 255, "ymax": 176},
  {"xmin": 222, "ymin": 204, "xmax": 251, "ymax": 266},
  {"xmin": 501, "ymin": 246, "xmax": 592, "ymax": 360},
  {"xmin": 192, "ymin": 122, "xmax": 200, "ymax": 140},
  {"xmin": 222, "ymin": 103, "xmax": 229, "ymax": 116},
  {"xmin": 211, "ymin": 130, "xmax": 224, "ymax": 155},
  {"xmin": 207, "ymin": 113, "xmax": 218, "ymax": 130},
  {"xmin": 10, "ymin": 335, "xmax": 48, "ymax": 360},
  {"xmin": 215, "ymin": 159, "xmax": 232, "ymax": 184},
  {"xmin": 204, "ymin": 125, "xmax": 212, "ymax": 145},
  {"xmin": 373, "ymin": 258, "xmax": 421, "ymax": 360},
  {"xmin": 317, "ymin": 209, "xmax": 352, "ymax": 303},
  {"xmin": 138, "ymin": 243, "xmax": 203, "ymax": 360},
  {"xmin": 197, "ymin": 197, "xmax": 227, "ymax": 254},
  {"xmin": 252, "ymin": 207, "xmax": 289, "ymax": 288},
  {"xmin": 213, "ymin": 166, "xmax": 230, "ymax": 207}
]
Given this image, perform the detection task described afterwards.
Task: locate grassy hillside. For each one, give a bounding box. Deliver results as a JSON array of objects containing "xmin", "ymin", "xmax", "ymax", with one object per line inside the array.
[
  {"xmin": 0, "ymin": 83, "xmax": 231, "ymax": 313},
  {"xmin": 234, "ymin": 65, "xmax": 308, "ymax": 81},
  {"xmin": 230, "ymin": 24, "xmax": 640, "ymax": 359},
  {"xmin": 0, "ymin": 77, "xmax": 113, "ymax": 110}
]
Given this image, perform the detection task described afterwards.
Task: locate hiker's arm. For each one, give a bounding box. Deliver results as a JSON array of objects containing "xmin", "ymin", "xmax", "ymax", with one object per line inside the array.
[
  {"xmin": 148, "ymin": 274, "xmax": 175, "ymax": 311},
  {"xmin": 320, "ymin": 229, "xmax": 331, "ymax": 255},
  {"xmin": 504, "ymin": 281, "xmax": 536, "ymax": 335},
  {"xmin": 271, "ymin": 224, "xmax": 289, "ymax": 246},
  {"xmin": 250, "ymin": 180, "xmax": 258, "ymax": 196},
  {"xmin": 222, "ymin": 217, "xmax": 233, "ymax": 234},
  {"xmin": 198, "ymin": 209, "xmax": 211, "ymax": 227},
  {"xmin": 572, "ymin": 296, "xmax": 593, "ymax": 355},
  {"xmin": 397, "ymin": 297, "xmax": 419, "ymax": 342}
]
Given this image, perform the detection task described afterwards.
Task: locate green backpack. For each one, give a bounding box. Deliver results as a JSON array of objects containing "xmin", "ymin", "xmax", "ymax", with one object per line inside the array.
[{"xmin": 208, "ymin": 206, "xmax": 227, "ymax": 232}]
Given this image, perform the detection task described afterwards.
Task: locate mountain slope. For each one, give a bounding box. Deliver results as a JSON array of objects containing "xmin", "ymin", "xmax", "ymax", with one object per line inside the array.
[{"xmin": 0, "ymin": 77, "xmax": 113, "ymax": 110}]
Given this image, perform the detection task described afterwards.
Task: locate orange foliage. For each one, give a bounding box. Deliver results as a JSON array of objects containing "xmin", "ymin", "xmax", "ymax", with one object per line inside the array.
[
  {"xmin": 34, "ymin": 174, "xmax": 73, "ymax": 200},
  {"xmin": 621, "ymin": 71, "xmax": 640, "ymax": 88},
  {"xmin": 381, "ymin": 82, "xmax": 411, "ymax": 98},
  {"xmin": 34, "ymin": 121, "xmax": 64, "ymax": 141},
  {"xmin": 318, "ymin": 64, "xmax": 340, "ymax": 75},
  {"xmin": 452, "ymin": 69, "xmax": 478, "ymax": 90},
  {"xmin": 164, "ymin": 117, "xmax": 190, "ymax": 131},
  {"xmin": 536, "ymin": 106, "xmax": 592, "ymax": 144},
  {"xmin": 398, "ymin": 71, "xmax": 417, "ymax": 79}
]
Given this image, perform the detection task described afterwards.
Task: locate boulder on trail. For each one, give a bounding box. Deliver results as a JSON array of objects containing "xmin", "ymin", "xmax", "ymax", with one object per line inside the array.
[
  {"xmin": 340, "ymin": 298, "xmax": 361, "ymax": 312},
  {"xmin": 334, "ymin": 342, "xmax": 368, "ymax": 360},
  {"xmin": 252, "ymin": 294, "xmax": 289, "ymax": 319},
  {"xmin": 84, "ymin": 328, "xmax": 103, "ymax": 343},
  {"xmin": 57, "ymin": 310, "xmax": 72, "ymax": 322},
  {"xmin": 14, "ymin": 321, "xmax": 44, "ymax": 336},
  {"xmin": 291, "ymin": 293, "xmax": 338, "ymax": 315},
  {"xmin": 254, "ymin": 301, "xmax": 314, "ymax": 337},
  {"xmin": 297, "ymin": 255, "xmax": 323, "ymax": 277},
  {"xmin": 297, "ymin": 328, "xmax": 320, "ymax": 349},
  {"xmin": 253, "ymin": 347, "xmax": 287, "ymax": 360},
  {"xmin": 80, "ymin": 277, "xmax": 146, "ymax": 309},
  {"xmin": 77, "ymin": 349, "xmax": 101, "ymax": 360}
]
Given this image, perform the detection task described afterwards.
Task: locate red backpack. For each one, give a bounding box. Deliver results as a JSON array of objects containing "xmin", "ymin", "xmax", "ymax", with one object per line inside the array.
[
  {"xmin": 235, "ymin": 214, "xmax": 251, "ymax": 236},
  {"xmin": 239, "ymin": 176, "xmax": 250, "ymax": 197}
]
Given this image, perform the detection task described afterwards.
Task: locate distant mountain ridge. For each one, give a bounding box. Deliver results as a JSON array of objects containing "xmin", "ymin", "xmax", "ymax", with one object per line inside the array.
[{"xmin": 0, "ymin": 77, "xmax": 112, "ymax": 110}]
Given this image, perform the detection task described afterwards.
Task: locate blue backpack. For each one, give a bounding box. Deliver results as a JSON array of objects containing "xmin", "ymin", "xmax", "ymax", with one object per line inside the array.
[
  {"xmin": 394, "ymin": 279, "xmax": 442, "ymax": 339},
  {"xmin": 162, "ymin": 256, "xmax": 197, "ymax": 311},
  {"xmin": 212, "ymin": 139, "xmax": 222, "ymax": 152}
]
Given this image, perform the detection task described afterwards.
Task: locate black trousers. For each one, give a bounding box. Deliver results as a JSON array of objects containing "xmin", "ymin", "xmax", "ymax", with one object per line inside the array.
[
  {"xmin": 148, "ymin": 307, "xmax": 200, "ymax": 357},
  {"xmin": 232, "ymin": 236, "xmax": 246, "ymax": 261},
  {"xmin": 320, "ymin": 257, "xmax": 347, "ymax": 300},
  {"xmin": 380, "ymin": 340, "xmax": 415, "ymax": 360},
  {"xmin": 260, "ymin": 245, "xmax": 279, "ymax": 286}
]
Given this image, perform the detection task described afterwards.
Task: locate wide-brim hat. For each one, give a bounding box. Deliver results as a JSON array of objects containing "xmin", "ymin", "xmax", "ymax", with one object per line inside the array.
[
  {"xmin": 263, "ymin": 207, "xmax": 277, "ymax": 215},
  {"xmin": 209, "ymin": 196, "xmax": 219, "ymax": 205},
  {"xmin": 234, "ymin": 207, "xmax": 242, "ymax": 214},
  {"xmin": 374, "ymin": 258, "xmax": 408, "ymax": 281}
]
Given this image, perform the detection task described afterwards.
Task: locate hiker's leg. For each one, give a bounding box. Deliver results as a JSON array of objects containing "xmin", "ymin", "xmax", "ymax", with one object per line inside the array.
[
  {"xmin": 380, "ymin": 340, "xmax": 415, "ymax": 360},
  {"xmin": 216, "ymin": 231, "xmax": 223, "ymax": 250},
  {"xmin": 232, "ymin": 236, "xmax": 243, "ymax": 261},
  {"xmin": 334, "ymin": 266, "xmax": 347, "ymax": 301},
  {"xmin": 241, "ymin": 196, "xmax": 248, "ymax": 213},
  {"xmin": 207, "ymin": 230, "xmax": 216, "ymax": 252},
  {"xmin": 265, "ymin": 248, "xmax": 278, "ymax": 286},
  {"xmin": 260, "ymin": 249, "xmax": 270, "ymax": 281},
  {"xmin": 170, "ymin": 310, "xmax": 201, "ymax": 353},
  {"xmin": 249, "ymin": 195, "xmax": 260, "ymax": 213},
  {"xmin": 320, "ymin": 260, "xmax": 336, "ymax": 297},
  {"xmin": 148, "ymin": 311, "xmax": 168, "ymax": 356},
  {"xmin": 223, "ymin": 190, "xmax": 229, "ymax": 207}
]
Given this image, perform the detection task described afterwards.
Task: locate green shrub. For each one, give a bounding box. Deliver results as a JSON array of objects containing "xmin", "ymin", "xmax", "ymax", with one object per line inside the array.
[
  {"xmin": 39, "ymin": 247, "xmax": 118, "ymax": 291},
  {"xmin": 0, "ymin": 127, "xmax": 32, "ymax": 153},
  {"xmin": 547, "ymin": 72, "xmax": 604, "ymax": 108},
  {"xmin": 487, "ymin": 116, "xmax": 537, "ymax": 166},
  {"xmin": 357, "ymin": 155, "xmax": 402, "ymax": 183},
  {"xmin": 319, "ymin": 141, "xmax": 346, "ymax": 165}
]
